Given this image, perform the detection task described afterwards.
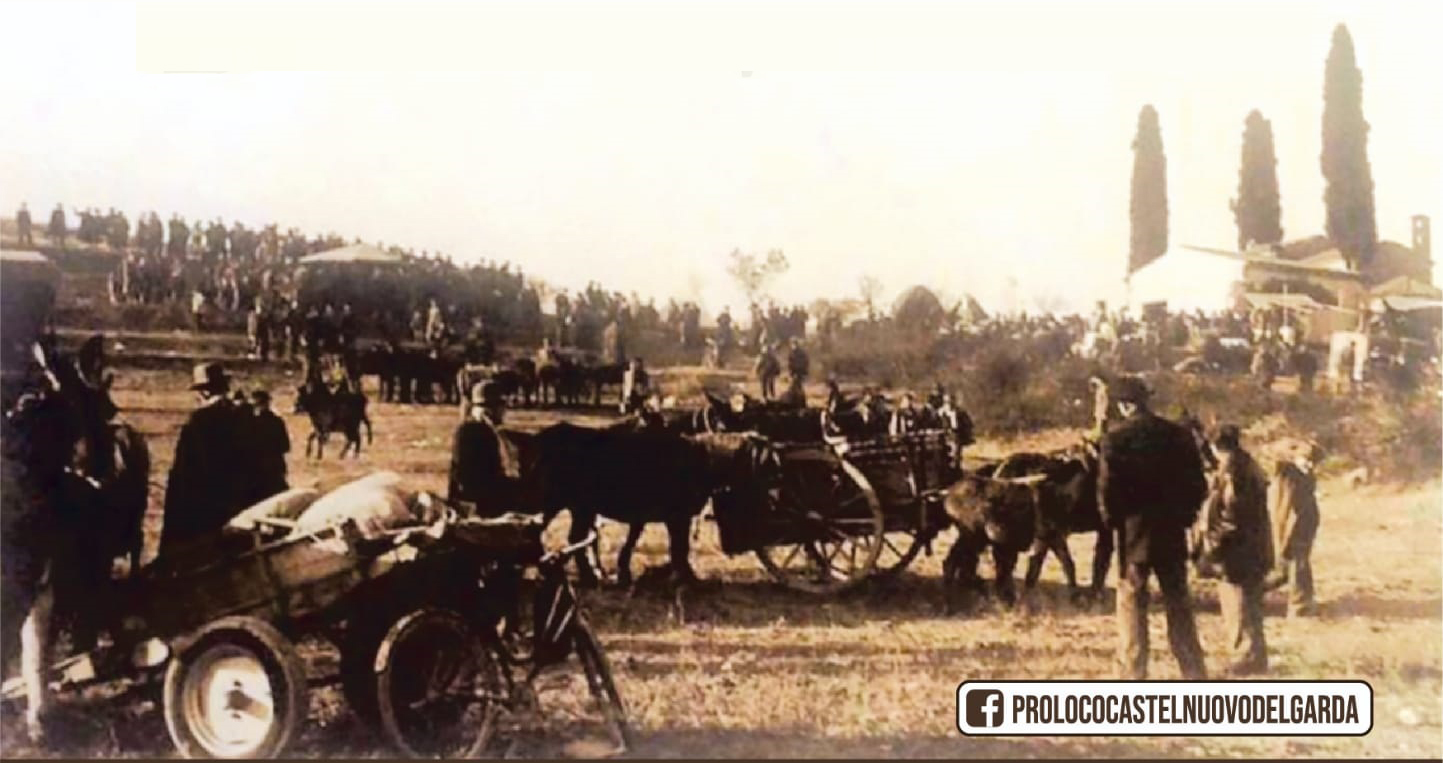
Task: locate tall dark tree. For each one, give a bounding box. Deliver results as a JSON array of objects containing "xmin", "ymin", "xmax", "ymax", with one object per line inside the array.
[
  {"xmin": 1231, "ymin": 109, "xmax": 1284, "ymax": 250},
  {"xmin": 1129, "ymin": 104, "xmax": 1168, "ymax": 275},
  {"xmin": 1321, "ymin": 23, "xmax": 1376, "ymax": 270}
]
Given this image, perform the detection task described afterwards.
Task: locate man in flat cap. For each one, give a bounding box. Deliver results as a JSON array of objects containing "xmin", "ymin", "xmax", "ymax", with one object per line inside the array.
[
  {"xmin": 1199, "ymin": 424, "xmax": 1273, "ymax": 674},
  {"xmin": 160, "ymin": 363, "xmax": 250, "ymax": 555},
  {"xmin": 448, "ymin": 381, "xmax": 519, "ymax": 518},
  {"xmin": 1097, "ymin": 375, "xmax": 1209, "ymax": 679}
]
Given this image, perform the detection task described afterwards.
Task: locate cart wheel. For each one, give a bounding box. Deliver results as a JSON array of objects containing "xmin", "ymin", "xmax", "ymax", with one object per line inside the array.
[
  {"xmin": 374, "ymin": 608, "xmax": 506, "ymax": 758},
  {"xmin": 162, "ymin": 616, "xmax": 306, "ymax": 759},
  {"xmin": 573, "ymin": 618, "xmax": 633, "ymax": 754},
  {"xmin": 755, "ymin": 455, "xmax": 883, "ymax": 594},
  {"xmin": 873, "ymin": 526, "xmax": 933, "ymax": 578}
]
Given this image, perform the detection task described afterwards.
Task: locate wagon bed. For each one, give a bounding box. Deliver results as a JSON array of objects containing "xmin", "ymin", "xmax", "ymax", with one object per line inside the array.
[{"xmin": 713, "ymin": 428, "xmax": 963, "ymax": 594}]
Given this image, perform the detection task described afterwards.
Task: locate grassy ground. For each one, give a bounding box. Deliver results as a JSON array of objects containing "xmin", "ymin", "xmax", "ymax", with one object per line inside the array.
[{"xmin": 1, "ymin": 363, "xmax": 1439, "ymax": 758}]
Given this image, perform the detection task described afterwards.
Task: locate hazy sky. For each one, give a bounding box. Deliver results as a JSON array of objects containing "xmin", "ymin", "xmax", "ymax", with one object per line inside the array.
[{"xmin": 3, "ymin": 1, "xmax": 1439, "ymax": 316}]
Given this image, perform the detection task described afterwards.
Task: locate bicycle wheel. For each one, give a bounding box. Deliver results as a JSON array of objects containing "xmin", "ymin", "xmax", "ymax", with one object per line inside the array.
[
  {"xmin": 572, "ymin": 619, "xmax": 633, "ymax": 753},
  {"xmin": 517, "ymin": 616, "xmax": 633, "ymax": 757},
  {"xmin": 372, "ymin": 608, "xmax": 507, "ymax": 758}
]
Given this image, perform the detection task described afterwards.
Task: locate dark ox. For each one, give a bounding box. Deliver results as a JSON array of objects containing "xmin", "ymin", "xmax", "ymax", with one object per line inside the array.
[
  {"xmin": 295, "ymin": 381, "xmax": 373, "ymax": 458},
  {"xmin": 520, "ymin": 423, "xmax": 776, "ymax": 587},
  {"xmin": 699, "ymin": 392, "xmax": 825, "ymax": 442},
  {"xmin": 941, "ymin": 447, "xmax": 1110, "ymax": 611},
  {"xmin": 586, "ymin": 363, "xmax": 644, "ymax": 408},
  {"xmin": 361, "ymin": 343, "xmax": 462, "ymax": 405},
  {"xmin": 537, "ymin": 356, "xmax": 587, "ymax": 407},
  {"xmin": 1, "ymin": 340, "xmax": 150, "ymax": 743}
]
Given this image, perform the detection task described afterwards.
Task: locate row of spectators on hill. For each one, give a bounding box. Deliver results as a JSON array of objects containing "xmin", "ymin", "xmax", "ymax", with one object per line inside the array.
[{"xmin": 14, "ymin": 202, "xmax": 825, "ymax": 362}]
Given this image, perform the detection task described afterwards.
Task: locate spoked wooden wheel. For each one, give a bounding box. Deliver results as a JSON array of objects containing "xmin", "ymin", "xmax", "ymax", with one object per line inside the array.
[
  {"xmin": 163, "ymin": 616, "xmax": 307, "ymax": 759},
  {"xmin": 756, "ymin": 454, "xmax": 884, "ymax": 594},
  {"xmin": 873, "ymin": 526, "xmax": 933, "ymax": 578},
  {"xmin": 372, "ymin": 608, "xmax": 507, "ymax": 758},
  {"xmin": 874, "ymin": 496, "xmax": 946, "ymax": 578}
]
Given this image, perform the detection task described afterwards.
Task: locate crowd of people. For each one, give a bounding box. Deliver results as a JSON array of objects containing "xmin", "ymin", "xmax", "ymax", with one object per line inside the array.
[{"xmin": 16, "ymin": 202, "xmax": 555, "ymax": 353}]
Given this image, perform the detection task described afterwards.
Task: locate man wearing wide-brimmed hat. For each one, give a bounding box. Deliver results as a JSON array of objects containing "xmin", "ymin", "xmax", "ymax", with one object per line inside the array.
[
  {"xmin": 1098, "ymin": 374, "xmax": 1209, "ymax": 679},
  {"xmin": 160, "ymin": 363, "xmax": 249, "ymax": 555}
]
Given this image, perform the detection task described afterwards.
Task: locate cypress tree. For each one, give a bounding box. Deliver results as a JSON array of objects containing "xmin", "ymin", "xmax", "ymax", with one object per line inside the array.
[
  {"xmin": 1321, "ymin": 23, "xmax": 1377, "ymax": 269},
  {"xmin": 1232, "ymin": 109, "xmax": 1284, "ymax": 250},
  {"xmin": 1129, "ymin": 104, "xmax": 1168, "ymax": 275}
]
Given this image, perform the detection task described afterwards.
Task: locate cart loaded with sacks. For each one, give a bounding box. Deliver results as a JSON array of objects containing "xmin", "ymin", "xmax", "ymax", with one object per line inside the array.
[{"xmin": 2, "ymin": 503, "xmax": 631, "ymax": 759}]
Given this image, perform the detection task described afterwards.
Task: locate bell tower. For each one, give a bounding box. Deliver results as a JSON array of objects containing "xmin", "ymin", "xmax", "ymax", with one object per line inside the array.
[{"xmin": 1413, "ymin": 214, "xmax": 1431, "ymax": 262}]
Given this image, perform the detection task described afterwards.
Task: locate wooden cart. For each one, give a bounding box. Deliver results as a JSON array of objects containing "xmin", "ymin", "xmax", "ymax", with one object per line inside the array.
[
  {"xmin": 713, "ymin": 429, "xmax": 962, "ymax": 594},
  {"xmin": 5, "ymin": 514, "xmax": 629, "ymax": 759}
]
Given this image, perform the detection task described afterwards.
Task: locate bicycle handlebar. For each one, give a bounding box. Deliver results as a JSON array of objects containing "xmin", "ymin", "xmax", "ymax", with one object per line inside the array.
[{"xmin": 540, "ymin": 530, "xmax": 598, "ymax": 566}]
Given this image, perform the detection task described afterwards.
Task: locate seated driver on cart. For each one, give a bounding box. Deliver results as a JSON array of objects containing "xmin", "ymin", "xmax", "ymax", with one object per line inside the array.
[{"xmin": 448, "ymin": 381, "xmax": 522, "ymax": 518}]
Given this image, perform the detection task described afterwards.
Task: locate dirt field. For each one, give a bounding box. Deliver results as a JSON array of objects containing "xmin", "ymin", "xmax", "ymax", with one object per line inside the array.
[{"xmin": 3, "ymin": 363, "xmax": 1440, "ymax": 758}]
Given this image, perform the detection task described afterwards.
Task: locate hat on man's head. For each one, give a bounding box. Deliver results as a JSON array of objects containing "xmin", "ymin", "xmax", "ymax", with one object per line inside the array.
[
  {"xmin": 1110, "ymin": 375, "xmax": 1151, "ymax": 405},
  {"xmin": 471, "ymin": 381, "xmax": 504, "ymax": 407},
  {"xmin": 190, "ymin": 362, "xmax": 230, "ymax": 393},
  {"xmin": 1214, "ymin": 424, "xmax": 1242, "ymax": 451}
]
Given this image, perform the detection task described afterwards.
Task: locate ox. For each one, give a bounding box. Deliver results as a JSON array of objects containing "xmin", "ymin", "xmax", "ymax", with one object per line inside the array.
[
  {"xmin": 941, "ymin": 447, "xmax": 1110, "ymax": 612},
  {"xmin": 521, "ymin": 423, "xmax": 776, "ymax": 587}
]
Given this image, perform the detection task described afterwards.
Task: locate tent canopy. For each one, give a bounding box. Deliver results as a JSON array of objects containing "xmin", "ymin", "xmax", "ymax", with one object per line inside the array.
[{"xmin": 297, "ymin": 243, "xmax": 406, "ymax": 266}]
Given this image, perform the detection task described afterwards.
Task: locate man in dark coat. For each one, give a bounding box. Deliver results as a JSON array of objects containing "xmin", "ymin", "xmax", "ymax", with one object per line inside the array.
[
  {"xmin": 248, "ymin": 390, "xmax": 290, "ymax": 503},
  {"xmin": 754, "ymin": 343, "xmax": 780, "ymax": 402},
  {"xmin": 160, "ymin": 364, "xmax": 249, "ymax": 555},
  {"xmin": 1097, "ymin": 375, "xmax": 1208, "ymax": 680},
  {"xmin": 16, "ymin": 202, "xmax": 32, "ymax": 246},
  {"xmin": 47, "ymin": 204, "xmax": 67, "ymax": 247},
  {"xmin": 786, "ymin": 338, "xmax": 810, "ymax": 385},
  {"xmin": 1197, "ymin": 425, "xmax": 1273, "ymax": 674},
  {"xmin": 448, "ymin": 381, "xmax": 519, "ymax": 518}
]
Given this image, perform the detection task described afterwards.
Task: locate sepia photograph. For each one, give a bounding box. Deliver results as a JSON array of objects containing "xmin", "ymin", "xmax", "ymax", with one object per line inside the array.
[{"xmin": 1, "ymin": 0, "xmax": 1439, "ymax": 758}]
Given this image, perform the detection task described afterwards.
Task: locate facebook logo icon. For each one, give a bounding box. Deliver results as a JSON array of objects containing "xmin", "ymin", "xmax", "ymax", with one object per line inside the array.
[{"xmin": 965, "ymin": 689, "xmax": 1005, "ymax": 728}]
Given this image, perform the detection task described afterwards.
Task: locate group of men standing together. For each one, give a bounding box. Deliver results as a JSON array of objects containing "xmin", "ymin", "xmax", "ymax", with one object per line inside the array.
[
  {"xmin": 160, "ymin": 363, "xmax": 291, "ymax": 556},
  {"xmin": 1095, "ymin": 375, "xmax": 1321, "ymax": 679}
]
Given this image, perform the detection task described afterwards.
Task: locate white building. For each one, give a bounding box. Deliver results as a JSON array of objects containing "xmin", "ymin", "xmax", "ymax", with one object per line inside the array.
[{"xmin": 1123, "ymin": 247, "xmax": 1243, "ymax": 313}]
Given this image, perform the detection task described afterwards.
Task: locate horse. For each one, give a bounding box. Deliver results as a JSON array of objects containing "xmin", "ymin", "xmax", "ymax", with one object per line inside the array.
[
  {"xmin": 1, "ymin": 339, "xmax": 151, "ymax": 744},
  {"xmin": 295, "ymin": 379, "xmax": 373, "ymax": 459}
]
